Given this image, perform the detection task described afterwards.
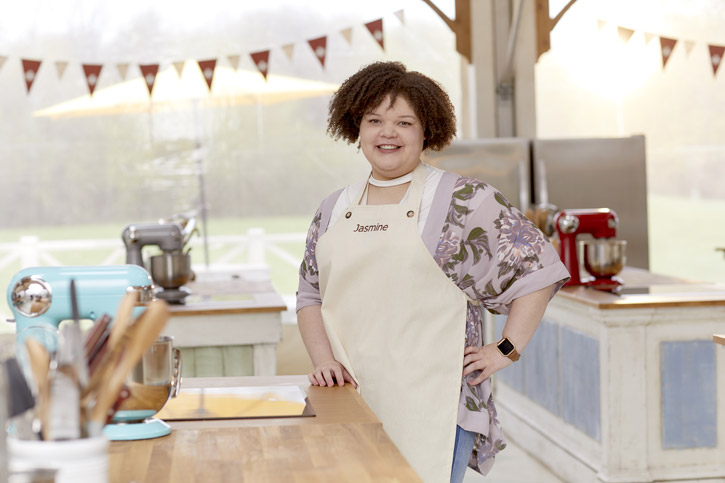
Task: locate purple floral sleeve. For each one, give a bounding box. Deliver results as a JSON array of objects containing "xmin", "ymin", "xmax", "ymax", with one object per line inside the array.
[
  {"xmin": 296, "ymin": 210, "xmax": 323, "ymax": 311},
  {"xmin": 435, "ymin": 176, "xmax": 569, "ymax": 475}
]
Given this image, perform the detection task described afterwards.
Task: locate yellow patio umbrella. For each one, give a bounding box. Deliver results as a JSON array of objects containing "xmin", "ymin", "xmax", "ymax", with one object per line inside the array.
[
  {"xmin": 32, "ymin": 63, "xmax": 339, "ymax": 268},
  {"xmin": 33, "ymin": 62, "xmax": 339, "ymax": 118}
]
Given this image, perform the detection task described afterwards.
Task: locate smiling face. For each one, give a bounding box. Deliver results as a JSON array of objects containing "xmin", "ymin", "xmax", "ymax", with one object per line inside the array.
[{"xmin": 359, "ymin": 95, "xmax": 425, "ymax": 181}]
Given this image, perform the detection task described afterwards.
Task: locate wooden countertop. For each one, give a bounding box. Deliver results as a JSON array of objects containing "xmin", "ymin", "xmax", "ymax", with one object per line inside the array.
[
  {"xmin": 715, "ymin": 334, "xmax": 725, "ymax": 346},
  {"xmin": 556, "ymin": 267, "xmax": 725, "ymax": 310},
  {"xmin": 168, "ymin": 271, "xmax": 287, "ymax": 317},
  {"xmin": 109, "ymin": 376, "xmax": 421, "ymax": 483}
]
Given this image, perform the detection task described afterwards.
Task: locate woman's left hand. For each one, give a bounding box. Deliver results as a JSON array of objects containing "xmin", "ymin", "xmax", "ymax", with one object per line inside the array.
[{"xmin": 462, "ymin": 344, "xmax": 512, "ymax": 386}]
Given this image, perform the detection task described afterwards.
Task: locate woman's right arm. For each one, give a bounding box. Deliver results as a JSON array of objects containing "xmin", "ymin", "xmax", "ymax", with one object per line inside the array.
[{"xmin": 298, "ymin": 305, "xmax": 357, "ymax": 387}]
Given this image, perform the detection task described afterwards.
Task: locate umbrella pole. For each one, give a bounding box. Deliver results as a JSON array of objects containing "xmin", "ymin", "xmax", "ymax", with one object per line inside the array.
[{"xmin": 193, "ymin": 99, "xmax": 211, "ymax": 269}]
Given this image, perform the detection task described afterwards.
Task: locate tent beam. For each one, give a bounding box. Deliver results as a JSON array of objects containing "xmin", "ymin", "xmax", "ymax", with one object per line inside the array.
[{"xmin": 421, "ymin": 0, "xmax": 472, "ymax": 63}]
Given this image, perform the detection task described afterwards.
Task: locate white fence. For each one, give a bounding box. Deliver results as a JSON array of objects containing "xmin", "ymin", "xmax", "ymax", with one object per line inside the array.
[{"xmin": 0, "ymin": 228, "xmax": 306, "ymax": 273}]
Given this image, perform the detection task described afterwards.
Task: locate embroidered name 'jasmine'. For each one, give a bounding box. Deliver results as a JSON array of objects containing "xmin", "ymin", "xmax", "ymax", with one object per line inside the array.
[{"xmin": 353, "ymin": 223, "xmax": 388, "ymax": 232}]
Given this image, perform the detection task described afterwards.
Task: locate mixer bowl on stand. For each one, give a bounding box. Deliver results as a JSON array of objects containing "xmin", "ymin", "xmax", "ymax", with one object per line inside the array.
[
  {"xmin": 149, "ymin": 253, "xmax": 192, "ymax": 304},
  {"xmin": 103, "ymin": 335, "xmax": 182, "ymax": 440},
  {"xmin": 580, "ymin": 239, "xmax": 627, "ymax": 291}
]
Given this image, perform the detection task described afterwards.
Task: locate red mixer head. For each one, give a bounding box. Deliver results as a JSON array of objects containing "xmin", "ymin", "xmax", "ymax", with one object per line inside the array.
[{"xmin": 554, "ymin": 208, "xmax": 620, "ymax": 287}]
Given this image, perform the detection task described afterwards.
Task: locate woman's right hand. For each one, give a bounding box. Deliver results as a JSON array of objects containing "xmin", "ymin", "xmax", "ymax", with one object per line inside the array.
[{"xmin": 309, "ymin": 360, "xmax": 358, "ymax": 388}]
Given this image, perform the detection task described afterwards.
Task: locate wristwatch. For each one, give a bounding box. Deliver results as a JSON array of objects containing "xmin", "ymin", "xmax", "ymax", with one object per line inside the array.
[{"xmin": 496, "ymin": 337, "xmax": 521, "ymax": 362}]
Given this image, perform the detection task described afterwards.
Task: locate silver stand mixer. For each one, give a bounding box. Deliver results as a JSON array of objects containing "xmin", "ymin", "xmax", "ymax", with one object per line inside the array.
[{"xmin": 122, "ymin": 216, "xmax": 197, "ymax": 304}]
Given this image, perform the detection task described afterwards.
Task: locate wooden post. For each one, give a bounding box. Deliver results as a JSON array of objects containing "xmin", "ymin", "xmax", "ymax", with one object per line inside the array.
[{"xmin": 536, "ymin": 0, "xmax": 578, "ymax": 60}]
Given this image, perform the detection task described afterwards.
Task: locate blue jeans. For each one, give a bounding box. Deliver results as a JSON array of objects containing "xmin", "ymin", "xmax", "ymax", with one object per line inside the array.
[{"xmin": 450, "ymin": 425, "xmax": 476, "ymax": 483}]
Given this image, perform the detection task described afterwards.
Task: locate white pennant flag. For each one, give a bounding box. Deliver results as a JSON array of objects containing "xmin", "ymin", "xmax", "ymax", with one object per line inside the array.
[{"xmin": 281, "ymin": 43, "xmax": 295, "ymax": 61}]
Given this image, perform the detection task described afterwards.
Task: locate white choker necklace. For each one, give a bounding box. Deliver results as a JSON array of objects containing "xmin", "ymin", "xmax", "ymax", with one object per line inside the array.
[{"xmin": 368, "ymin": 172, "xmax": 413, "ymax": 187}]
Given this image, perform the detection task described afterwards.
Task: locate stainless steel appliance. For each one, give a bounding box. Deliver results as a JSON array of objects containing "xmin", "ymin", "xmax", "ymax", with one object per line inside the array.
[
  {"xmin": 121, "ymin": 216, "xmax": 197, "ymax": 304},
  {"xmin": 424, "ymin": 138, "xmax": 530, "ymax": 210},
  {"xmin": 426, "ymin": 135, "xmax": 649, "ymax": 269}
]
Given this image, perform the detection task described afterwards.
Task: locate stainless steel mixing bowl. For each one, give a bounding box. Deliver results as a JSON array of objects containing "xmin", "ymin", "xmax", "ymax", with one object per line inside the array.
[
  {"xmin": 581, "ymin": 239, "xmax": 627, "ymax": 278},
  {"xmin": 114, "ymin": 335, "xmax": 182, "ymax": 422},
  {"xmin": 149, "ymin": 253, "xmax": 191, "ymax": 289}
]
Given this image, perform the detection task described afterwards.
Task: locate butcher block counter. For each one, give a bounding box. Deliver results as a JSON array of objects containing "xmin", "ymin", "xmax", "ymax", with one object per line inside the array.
[
  {"xmin": 109, "ymin": 376, "xmax": 420, "ymax": 483},
  {"xmin": 161, "ymin": 271, "xmax": 287, "ymax": 377},
  {"xmin": 486, "ymin": 267, "xmax": 725, "ymax": 483}
]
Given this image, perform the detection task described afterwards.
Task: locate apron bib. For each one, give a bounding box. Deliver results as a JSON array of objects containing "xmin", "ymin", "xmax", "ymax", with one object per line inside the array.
[{"xmin": 316, "ymin": 163, "xmax": 469, "ymax": 482}]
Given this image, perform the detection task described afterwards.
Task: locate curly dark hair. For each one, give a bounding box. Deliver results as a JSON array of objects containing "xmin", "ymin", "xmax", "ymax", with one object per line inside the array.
[{"xmin": 326, "ymin": 61, "xmax": 456, "ymax": 151}]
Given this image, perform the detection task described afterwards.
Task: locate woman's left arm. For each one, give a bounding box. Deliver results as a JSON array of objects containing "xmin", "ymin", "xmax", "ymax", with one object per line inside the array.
[{"xmin": 462, "ymin": 283, "xmax": 555, "ymax": 385}]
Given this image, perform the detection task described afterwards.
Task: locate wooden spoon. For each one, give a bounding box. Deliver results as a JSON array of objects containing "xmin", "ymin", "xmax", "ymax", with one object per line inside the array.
[
  {"xmin": 107, "ymin": 290, "xmax": 139, "ymax": 350},
  {"xmin": 88, "ymin": 299, "xmax": 170, "ymax": 429},
  {"xmin": 24, "ymin": 337, "xmax": 51, "ymax": 440}
]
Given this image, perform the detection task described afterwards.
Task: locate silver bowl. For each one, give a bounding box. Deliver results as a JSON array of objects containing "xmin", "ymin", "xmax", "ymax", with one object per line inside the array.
[
  {"xmin": 149, "ymin": 253, "xmax": 191, "ymax": 289},
  {"xmin": 581, "ymin": 239, "xmax": 627, "ymax": 278},
  {"xmin": 114, "ymin": 335, "xmax": 182, "ymax": 422}
]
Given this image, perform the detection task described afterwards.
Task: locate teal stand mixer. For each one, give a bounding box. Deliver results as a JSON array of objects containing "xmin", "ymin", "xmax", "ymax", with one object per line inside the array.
[{"xmin": 6, "ymin": 265, "xmax": 178, "ymax": 440}]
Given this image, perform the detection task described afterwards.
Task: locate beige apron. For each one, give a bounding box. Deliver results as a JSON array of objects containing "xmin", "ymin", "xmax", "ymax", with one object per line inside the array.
[{"xmin": 316, "ymin": 163, "xmax": 469, "ymax": 482}]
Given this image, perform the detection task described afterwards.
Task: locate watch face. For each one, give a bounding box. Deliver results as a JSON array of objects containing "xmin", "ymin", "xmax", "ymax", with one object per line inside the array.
[{"xmin": 498, "ymin": 338, "xmax": 515, "ymax": 355}]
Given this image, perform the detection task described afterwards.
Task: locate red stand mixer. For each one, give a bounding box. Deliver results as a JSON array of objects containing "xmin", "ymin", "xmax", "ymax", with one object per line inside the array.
[{"xmin": 553, "ymin": 208, "xmax": 627, "ymax": 292}]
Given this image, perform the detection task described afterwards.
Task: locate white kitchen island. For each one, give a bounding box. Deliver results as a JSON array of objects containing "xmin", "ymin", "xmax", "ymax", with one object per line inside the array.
[
  {"xmin": 487, "ymin": 268, "xmax": 725, "ymax": 483},
  {"xmin": 161, "ymin": 270, "xmax": 286, "ymax": 377}
]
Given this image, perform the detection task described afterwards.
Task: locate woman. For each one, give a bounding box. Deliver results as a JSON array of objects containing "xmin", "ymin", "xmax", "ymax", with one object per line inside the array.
[{"xmin": 296, "ymin": 61, "xmax": 569, "ymax": 483}]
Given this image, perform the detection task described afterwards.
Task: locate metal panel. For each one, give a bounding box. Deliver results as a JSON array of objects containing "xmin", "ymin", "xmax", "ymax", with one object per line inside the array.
[
  {"xmin": 661, "ymin": 340, "xmax": 717, "ymax": 449},
  {"xmin": 524, "ymin": 318, "xmax": 560, "ymax": 416},
  {"xmin": 560, "ymin": 326, "xmax": 601, "ymax": 441},
  {"xmin": 425, "ymin": 138, "xmax": 531, "ymax": 210},
  {"xmin": 532, "ymin": 136, "xmax": 649, "ymax": 268}
]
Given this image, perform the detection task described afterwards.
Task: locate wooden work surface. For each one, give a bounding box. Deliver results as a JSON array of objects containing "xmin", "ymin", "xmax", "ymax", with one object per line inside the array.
[
  {"xmin": 715, "ymin": 334, "xmax": 725, "ymax": 346},
  {"xmin": 109, "ymin": 376, "xmax": 421, "ymax": 483},
  {"xmin": 557, "ymin": 267, "xmax": 725, "ymax": 310},
  {"xmin": 168, "ymin": 271, "xmax": 287, "ymax": 317}
]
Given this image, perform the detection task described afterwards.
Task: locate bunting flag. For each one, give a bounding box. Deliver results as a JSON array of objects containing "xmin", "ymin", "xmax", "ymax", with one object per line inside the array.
[
  {"xmin": 659, "ymin": 36, "xmax": 677, "ymax": 68},
  {"xmin": 172, "ymin": 61, "xmax": 185, "ymax": 78},
  {"xmin": 197, "ymin": 59, "xmax": 217, "ymax": 91},
  {"xmin": 340, "ymin": 27, "xmax": 353, "ymax": 45},
  {"xmin": 684, "ymin": 40, "xmax": 695, "ymax": 56},
  {"xmin": 643, "ymin": 32, "xmax": 655, "ymax": 44},
  {"xmin": 308, "ymin": 36, "xmax": 327, "ymax": 68},
  {"xmin": 365, "ymin": 19, "xmax": 384, "ymax": 50},
  {"xmin": 82, "ymin": 64, "xmax": 103, "ymax": 95},
  {"xmin": 709, "ymin": 44, "xmax": 725, "ymax": 75},
  {"xmin": 227, "ymin": 54, "xmax": 240, "ymax": 70},
  {"xmin": 394, "ymin": 9, "xmax": 405, "ymax": 25},
  {"xmin": 0, "ymin": 55, "xmax": 6, "ymax": 72},
  {"xmin": 21, "ymin": 59, "xmax": 41, "ymax": 93},
  {"xmin": 250, "ymin": 50, "xmax": 270, "ymax": 79},
  {"xmin": 596, "ymin": 19, "xmax": 607, "ymax": 31},
  {"xmin": 116, "ymin": 63, "xmax": 129, "ymax": 80},
  {"xmin": 55, "ymin": 61, "xmax": 68, "ymax": 79},
  {"xmin": 281, "ymin": 43, "xmax": 295, "ymax": 61},
  {"xmin": 139, "ymin": 64, "xmax": 159, "ymax": 95},
  {"xmin": 617, "ymin": 26, "xmax": 634, "ymax": 44}
]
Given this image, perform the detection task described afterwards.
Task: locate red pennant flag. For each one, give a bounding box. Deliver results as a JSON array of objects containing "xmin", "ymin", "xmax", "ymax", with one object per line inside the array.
[
  {"xmin": 21, "ymin": 59, "xmax": 41, "ymax": 93},
  {"xmin": 250, "ymin": 50, "xmax": 270, "ymax": 79},
  {"xmin": 308, "ymin": 36, "xmax": 327, "ymax": 68},
  {"xmin": 139, "ymin": 64, "xmax": 159, "ymax": 96},
  {"xmin": 659, "ymin": 37, "xmax": 677, "ymax": 68},
  {"xmin": 709, "ymin": 44, "xmax": 725, "ymax": 75},
  {"xmin": 365, "ymin": 19, "xmax": 385, "ymax": 50},
  {"xmin": 82, "ymin": 64, "xmax": 103, "ymax": 95},
  {"xmin": 197, "ymin": 59, "xmax": 217, "ymax": 91}
]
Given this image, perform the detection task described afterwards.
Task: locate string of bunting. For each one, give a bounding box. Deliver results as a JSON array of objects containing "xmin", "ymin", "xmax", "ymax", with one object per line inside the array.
[
  {"xmin": 2, "ymin": 11, "xmax": 401, "ymax": 96},
  {"xmin": 597, "ymin": 19, "xmax": 725, "ymax": 75}
]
